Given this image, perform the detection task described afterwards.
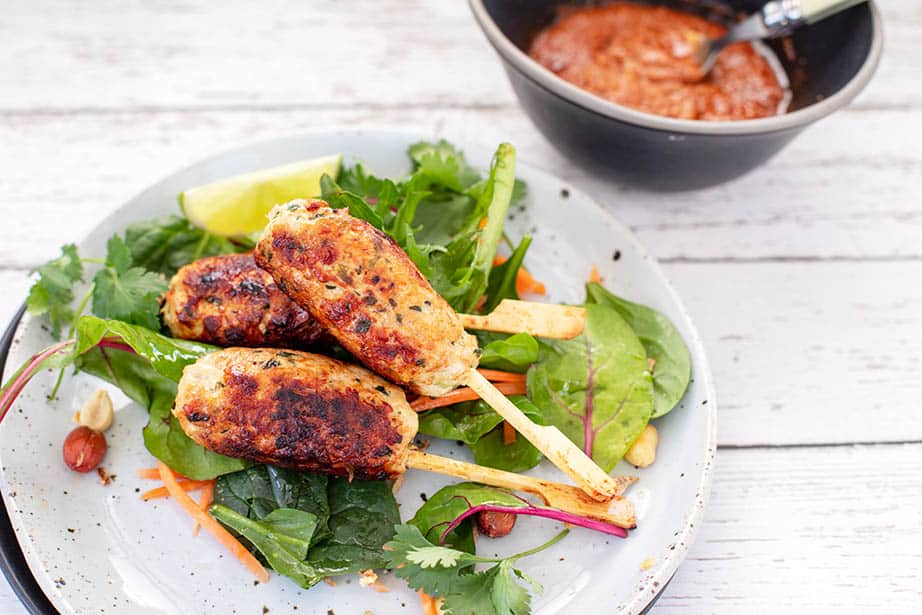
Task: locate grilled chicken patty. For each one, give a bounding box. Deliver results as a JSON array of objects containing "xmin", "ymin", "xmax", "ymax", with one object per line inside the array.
[
  {"xmin": 255, "ymin": 200, "xmax": 480, "ymax": 397},
  {"xmin": 174, "ymin": 347, "xmax": 417, "ymax": 480},
  {"xmin": 162, "ymin": 253, "xmax": 327, "ymax": 348}
]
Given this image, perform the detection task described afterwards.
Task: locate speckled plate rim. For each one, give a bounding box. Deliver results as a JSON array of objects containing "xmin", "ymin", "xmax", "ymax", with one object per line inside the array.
[{"xmin": 0, "ymin": 127, "xmax": 717, "ymax": 615}]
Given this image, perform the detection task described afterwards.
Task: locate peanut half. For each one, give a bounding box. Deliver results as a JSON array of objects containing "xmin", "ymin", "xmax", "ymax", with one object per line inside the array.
[
  {"xmin": 75, "ymin": 389, "xmax": 114, "ymax": 432},
  {"xmin": 625, "ymin": 424, "xmax": 658, "ymax": 468}
]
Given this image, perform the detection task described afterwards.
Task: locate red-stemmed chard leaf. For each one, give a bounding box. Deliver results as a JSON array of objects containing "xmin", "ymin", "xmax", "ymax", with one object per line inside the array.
[{"xmin": 527, "ymin": 303, "xmax": 654, "ymax": 472}]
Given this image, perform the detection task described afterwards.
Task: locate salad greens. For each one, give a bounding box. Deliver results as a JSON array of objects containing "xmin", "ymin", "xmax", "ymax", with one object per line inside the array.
[
  {"xmin": 418, "ymin": 395, "xmax": 544, "ymax": 473},
  {"xmin": 25, "ymin": 244, "xmax": 83, "ymax": 340},
  {"xmin": 410, "ymin": 483, "xmax": 527, "ymax": 554},
  {"xmin": 528, "ymin": 304, "xmax": 654, "ymax": 472},
  {"xmin": 585, "ymin": 282, "xmax": 691, "ymax": 417},
  {"xmin": 211, "ymin": 465, "xmax": 400, "ymax": 586},
  {"xmin": 386, "ymin": 523, "xmax": 567, "ymax": 615},
  {"xmin": 322, "ymin": 140, "xmax": 528, "ymax": 314},
  {"xmin": 73, "ymin": 316, "xmax": 249, "ymax": 479},
  {"xmin": 124, "ymin": 214, "xmax": 251, "ymax": 277}
]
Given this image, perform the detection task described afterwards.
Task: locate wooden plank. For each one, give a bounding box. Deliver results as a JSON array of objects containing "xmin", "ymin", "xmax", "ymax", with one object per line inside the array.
[
  {"xmin": 658, "ymin": 443, "xmax": 922, "ymax": 612},
  {"xmin": 666, "ymin": 260, "xmax": 922, "ymax": 446},
  {"xmin": 0, "ymin": 106, "xmax": 919, "ymax": 268},
  {"xmin": 1, "ymin": 0, "xmax": 918, "ymax": 112}
]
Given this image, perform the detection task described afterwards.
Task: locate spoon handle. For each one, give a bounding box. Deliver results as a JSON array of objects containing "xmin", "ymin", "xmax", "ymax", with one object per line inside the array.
[
  {"xmin": 799, "ymin": 0, "xmax": 868, "ymax": 24},
  {"xmin": 762, "ymin": 0, "xmax": 866, "ymax": 34}
]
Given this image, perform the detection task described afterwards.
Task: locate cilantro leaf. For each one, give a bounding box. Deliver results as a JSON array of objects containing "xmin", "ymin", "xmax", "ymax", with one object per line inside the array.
[
  {"xmin": 91, "ymin": 236, "xmax": 167, "ymax": 330},
  {"xmin": 385, "ymin": 524, "xmax": 567, "ymax": 615},
  {"xmin": 408, "ymin": 140, "xmax": 481, "ymax": 192},
  {"xmin": 26, "ymin": 244, "xmax": 84, "ymax": 339},
  {"xmin": 385, "ymin": 524, "xmax": 474, "ymax": 596}
]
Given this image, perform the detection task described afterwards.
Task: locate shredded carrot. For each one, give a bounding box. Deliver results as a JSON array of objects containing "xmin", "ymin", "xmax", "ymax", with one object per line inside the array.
[
  {"xmin": 516, "ymin": 267, "xmax": 546, "ymax": 295},
  {"xmin": 141, "ymin": 479, "xmax": 211, "ymax": 501},
  {"xmin": 419, "ymin": 590, "xmax": 440, "ymax": 615},
  {"xmin": 192, "ymin": 480, "xmax": 216, "ymax": 537},
  {"xmin": 137, "ymin": 467, "xmax": 188, "ymax": 480},
  {"xmin": 410, "ymin": 381, "xmax": 527, "ymax": 412},
  {"xmin": 493, "ymin": 255, "xmax": 547, "ymax": 296},
  {"xmin": 156, "ymin": 461, "xmax": 269, "ymax": 583},
  {"xmin": 588, "ymin": 264, "xmax": 602, "ymax": 283},
  {"xmin": 502, "ymin": 421, "xmax": 517, "ymax": 445},
  {"xmin": 476, "ymin": 368, "xmax": 526, "ymax": 384}
]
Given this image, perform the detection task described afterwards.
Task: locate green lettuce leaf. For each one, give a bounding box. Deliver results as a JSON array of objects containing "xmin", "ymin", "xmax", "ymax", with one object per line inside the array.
[{"xmin": 585, "ymin": 283, "xmax": 691, "ymax": 417}]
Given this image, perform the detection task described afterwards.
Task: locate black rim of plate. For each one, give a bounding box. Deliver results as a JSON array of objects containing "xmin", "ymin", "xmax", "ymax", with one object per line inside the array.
[
  {"xmin": 0, "ymin": 304, "xmax": 57, "ymax": 614},
  {"xmin": 0, "ymin": 305, "xmax": 673, "ymax": 614}
]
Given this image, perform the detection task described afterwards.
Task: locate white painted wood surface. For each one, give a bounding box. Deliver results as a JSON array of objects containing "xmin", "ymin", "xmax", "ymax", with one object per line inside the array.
[{"xmin": 1, "ymin": 0, "xmax": 920, "ymax": 613}]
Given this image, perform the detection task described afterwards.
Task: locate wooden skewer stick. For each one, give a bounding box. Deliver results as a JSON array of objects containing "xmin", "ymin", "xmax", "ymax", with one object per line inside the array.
[
  {"xmin": 464, "ymin": 369, "xmax": 620, "ymax": 501},
  {"xmin": 406, "ymin": 449, "xmax": 637, "ymax": 529},
  {"xmin": 460, "ymin": 299, "xmax": 586, "ymax": 340}
]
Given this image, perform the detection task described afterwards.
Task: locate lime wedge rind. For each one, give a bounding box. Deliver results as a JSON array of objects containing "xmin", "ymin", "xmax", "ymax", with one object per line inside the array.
[{"xmin": 179, "ymin": 154, "xmax": 342, "ymax": 237}]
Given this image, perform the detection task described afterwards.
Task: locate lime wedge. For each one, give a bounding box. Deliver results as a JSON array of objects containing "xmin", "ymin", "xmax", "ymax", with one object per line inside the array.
[{"xmin": 179, "ymin": 154, "xmax": 343, "ymax": 236}]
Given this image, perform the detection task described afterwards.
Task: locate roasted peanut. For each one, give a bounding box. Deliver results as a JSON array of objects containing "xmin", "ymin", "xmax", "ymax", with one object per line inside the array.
[
  {"xmin": 476, "ymin": 510, "xmax": 517, "ymax": 538},
  {"xmin": 625, "ymin": 424, "xmax": 658, "ymax": 468},
  {"xmin": 75, "ymin": 389, "xmax": 114, "ymax": 432},
  {"xmin": 62, "ymin": 426, "xmax": 107, "ymax": 473}
]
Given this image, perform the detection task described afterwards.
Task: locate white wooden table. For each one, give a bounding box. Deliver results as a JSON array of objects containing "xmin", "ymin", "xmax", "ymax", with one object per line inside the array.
[{"xmin": 2, "ymin": 1, "xmax": 920, "ymax": 613}]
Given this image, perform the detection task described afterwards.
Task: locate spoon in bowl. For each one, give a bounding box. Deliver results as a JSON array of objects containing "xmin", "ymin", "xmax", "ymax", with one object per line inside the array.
[{"xmin": 693, "ymin": 0, "xmax": 868, "ymax": 77}]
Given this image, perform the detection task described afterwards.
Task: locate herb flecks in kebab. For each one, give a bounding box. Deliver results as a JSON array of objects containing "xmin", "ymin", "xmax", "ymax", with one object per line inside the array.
[
  {"xmin": 256, "ymin": 200, "xmax": 622, "ymax": 501},
  {"xmin": 172, "ymin": 347, "xmax": 636, "ymax": 530},
  {"xmin": 162, "ymin": 253, "xmax": 327, "ymax": 348}
]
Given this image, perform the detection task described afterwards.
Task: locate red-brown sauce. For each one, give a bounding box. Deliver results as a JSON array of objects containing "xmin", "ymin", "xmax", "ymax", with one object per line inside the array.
[{"xmin": 529, "ymin": 2, "xmax": 787, "ymax": 120}]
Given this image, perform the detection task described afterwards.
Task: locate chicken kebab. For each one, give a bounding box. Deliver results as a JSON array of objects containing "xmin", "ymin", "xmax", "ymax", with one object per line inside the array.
[
  {"xmin": 173, "ymin": 346, "xmax": 636, "ymax": 528},
  {"xmin": 252, "ymin": 199, "xmax": 620, "ymax": 501},
  {"xmin": 160, "ymin": 199, "xmax": 620, "ymax": 500}
]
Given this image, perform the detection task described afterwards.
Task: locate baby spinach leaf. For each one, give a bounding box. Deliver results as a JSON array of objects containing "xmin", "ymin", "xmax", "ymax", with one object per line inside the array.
[
  {"xmin": 310, "ymin": 478, "xmax": 401, "ymax": 576},
  {"xmin": 585, "ymin": 283, "xmax": 691, "ymax": 417},
  {"xmin": 210, "ymin": 505, "xmax": 324, "ymax": 589},
  {"xmin": 213, "ymin": 465, "xmax": 330, "ymax": 534},
  {"xmin": 418, "ymin": 399, "xmax": 504, "ymax": 445},
  {"xmin": 527, "ymin": 303, "xmax": 654, "ymax": 472},
  {"xmin": 26, "ymin": 244, "xmax": 84, "ymax": 340},
  {"xmin": 410, "ymin": 483, "xmax": 525, "ymax": 553},
  {"xmin": 469, "ymin": 397, "xmax": 544, "ymax": 473},
  {"xmin": 213, "ymin": 465, "xmax": 400, "ymax": 584},
  {"xmin": 478, "ymin": 333, "xmax": 538, "ymax": 373}
]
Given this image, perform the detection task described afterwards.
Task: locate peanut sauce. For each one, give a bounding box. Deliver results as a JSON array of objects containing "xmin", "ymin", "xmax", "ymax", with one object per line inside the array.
[{"xmin": 529, "ymin": 2, "xmax": 787, "ymax": 120}]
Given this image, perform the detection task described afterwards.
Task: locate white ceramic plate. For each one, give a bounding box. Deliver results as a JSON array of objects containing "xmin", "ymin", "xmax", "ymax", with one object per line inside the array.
[{"xmin": 0, "ymin": 129, "xmax": 716, "ymax": 615}]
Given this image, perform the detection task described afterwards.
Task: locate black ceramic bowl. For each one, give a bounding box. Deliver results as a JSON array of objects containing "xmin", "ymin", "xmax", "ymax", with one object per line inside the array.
[{"xmin": 470, "ymin": 0, "xmax": 883, "ymax": 190}]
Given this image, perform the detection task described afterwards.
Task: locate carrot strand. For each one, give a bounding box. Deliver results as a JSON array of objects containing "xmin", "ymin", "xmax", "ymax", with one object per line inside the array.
[
  {"xmin": 192, "ymin": 480, "xmax": 216, "ymax": 537},
  {"xmin": 419, "ymin": 590, "xmax": 440, "ymax": 615},
  {"xmin": 411, "ymin": 381, "xmax": 527, "ymax": 412},
  {"xmin": 141, "ymin": 479, "xmax": 211, "ymax": 501},
  {"xmin": 156, "ymin": 462, "xmax": 269, "ymax": 583},
  {"xmin": 476, "ymin": 369, "xmax": 527, "ymax": 384}
]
